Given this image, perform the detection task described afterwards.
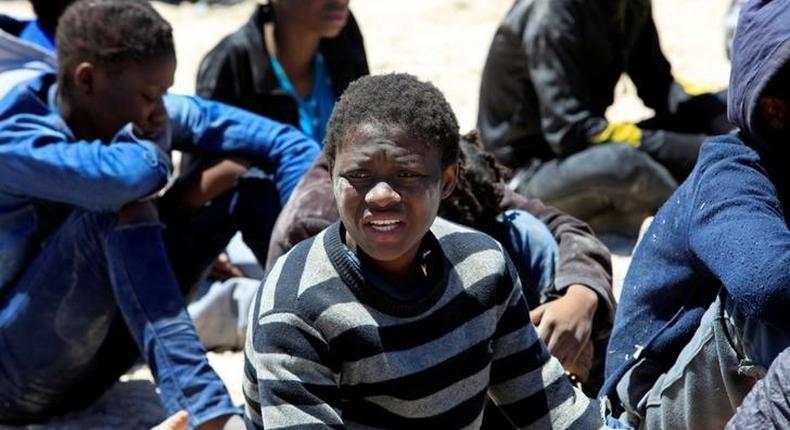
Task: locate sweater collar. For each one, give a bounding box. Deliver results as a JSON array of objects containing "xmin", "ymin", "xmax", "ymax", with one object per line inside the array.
[{"xmin": 324, "ymin": 222, "xmax": 449, "ymax": 318}]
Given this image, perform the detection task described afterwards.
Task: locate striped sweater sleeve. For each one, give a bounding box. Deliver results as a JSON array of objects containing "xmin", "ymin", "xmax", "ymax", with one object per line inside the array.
[
  {"xmin": 245, "ymin": 308, "xmax": 343, "ymax": 429},
  {"xmin": 488, "ymin": 258, "xmax": 603, "ymax": 429}
]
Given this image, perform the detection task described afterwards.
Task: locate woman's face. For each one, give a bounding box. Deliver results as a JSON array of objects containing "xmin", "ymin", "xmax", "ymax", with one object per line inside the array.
[
  {"xmin": 330, "ymin": 122, "xmax": 457, "ymax": 277},
  {"xmin": 272, "ymin": 0, "xmax": 350, "ymax": 38}
]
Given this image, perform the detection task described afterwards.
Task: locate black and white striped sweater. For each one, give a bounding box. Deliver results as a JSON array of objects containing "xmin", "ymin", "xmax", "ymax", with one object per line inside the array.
[{"xmin": 244, "ymin": 218, "xmax": 601, "ymax": 429}]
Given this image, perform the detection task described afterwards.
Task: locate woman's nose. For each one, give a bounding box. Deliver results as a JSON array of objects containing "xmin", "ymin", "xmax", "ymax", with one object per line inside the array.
[
  {"xmin": 365, "ymin": 181, "xmax": 401, "ymax": 208},
  {"xmin": 150, "ymin": 98, "xmax": 167, "ymax": 124}
]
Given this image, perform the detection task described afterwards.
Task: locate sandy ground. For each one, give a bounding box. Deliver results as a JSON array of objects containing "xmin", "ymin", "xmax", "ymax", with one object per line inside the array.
[{"xmin": 0, "ymin": 0, "xmax": 731, "ymax": 428}]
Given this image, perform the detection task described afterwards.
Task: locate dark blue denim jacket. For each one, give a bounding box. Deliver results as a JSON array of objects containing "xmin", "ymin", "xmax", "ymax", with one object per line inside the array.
[{"xmin": 0, "ymin": 73, "xmax": 320, "ymax": 291}]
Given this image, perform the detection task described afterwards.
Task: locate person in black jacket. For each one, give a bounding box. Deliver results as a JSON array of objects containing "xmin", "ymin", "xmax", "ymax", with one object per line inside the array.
[
  {"xmin": 191, "ymin": 0, "xmax": 368, "ymax": 267},
  {"xmin": 478, "ymin": 0, "xmax": 730, "ymax": 235},
  {"xmin": 196, "ymin": 0, "xmax": 368, "ymax": 143},
  {"xmin": 184, "ymin": 1, "xmax": 368, "ymax": 350}
]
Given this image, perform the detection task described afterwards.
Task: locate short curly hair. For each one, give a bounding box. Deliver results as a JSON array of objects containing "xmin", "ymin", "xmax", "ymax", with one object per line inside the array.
[
  {"xmin": 324, "ymin": 73, "xmax": 460, "ymax": 169},
  {"xmin": 56, "ymin": 0, "xmax": 175, "ymax": 91}
]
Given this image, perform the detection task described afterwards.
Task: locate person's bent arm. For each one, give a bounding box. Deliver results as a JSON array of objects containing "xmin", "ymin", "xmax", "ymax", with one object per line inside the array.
[
  {"xmin": 165, "ymin": 94, "xmax": 320, "ymax": 205},
  {"xmin": 487, "ymin": 258, "xmax": 602, "ymax": 428},
  {"xmin": 689, "ymin": 142, "xmax": 790, "ymax": 327},
  {"xmin": 245, "ymin": 271, "xmax": 343, "ymax": 429},
  {"xmin": 265, "ymin": 153, "xmax": 338, "ymax": 269},
  {"xmin": 500, "ymin": 189, "xmax": 615, "ymax": 340},
  {"xmin": 0, "ymin": 118, "xmax": 170, "ymax": 211},
  {"xmin": 522, "ymin": 4, "xmax": 613, "ymax": 156}
]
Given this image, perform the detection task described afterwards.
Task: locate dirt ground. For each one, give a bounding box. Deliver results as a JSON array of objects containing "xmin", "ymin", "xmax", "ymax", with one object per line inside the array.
[{"xmin": 0, "ymin": 0, "xmax": 731, "ymax": 428}]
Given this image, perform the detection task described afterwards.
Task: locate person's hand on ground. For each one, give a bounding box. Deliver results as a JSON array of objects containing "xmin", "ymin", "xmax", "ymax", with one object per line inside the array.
[
  {"xmin": 196, "ymin": 414, "xmax": 245, "ymax": 430},
  {"xmin": 208, "ymin": 252, "xmax": 244, "ymax": 280},
  {"xmin": 152, "ymin": 410, "xmax": 188, "ymax": 430},
  {"xmin": 530, "ymin": 284, "xmax": 598, "ymax": 372}
]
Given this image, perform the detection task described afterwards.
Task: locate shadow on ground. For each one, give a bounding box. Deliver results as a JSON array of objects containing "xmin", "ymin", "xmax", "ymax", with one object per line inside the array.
[{"xmin": 0, "ymin": 378, "xmax": 166, "ymax": 430}]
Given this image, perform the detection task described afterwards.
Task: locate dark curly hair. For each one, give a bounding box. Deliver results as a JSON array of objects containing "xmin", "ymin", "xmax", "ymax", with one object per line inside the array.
[
  {"xmin": 30, "ymin": 0, "xmax": 76, "ymax": 34},
  {"xmin": 324, "ymin": 73, "xmax": 460, "ymax": 169},
  {"xmin": 438, "ymin": 130, "xmax": 509, "ymax": 236},
  {"xmin": 56, "ymin": 0, "xmax": 175, "ymax": 91}
]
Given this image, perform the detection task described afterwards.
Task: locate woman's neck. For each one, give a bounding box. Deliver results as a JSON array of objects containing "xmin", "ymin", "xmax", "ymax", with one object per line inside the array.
[
  {"xmin": 58, "ymin": 89, "xmax": 98, "ymax": 141},
  {"xmin": 265, "ymin": 21, "xmax": 322, "ymax": 98}
]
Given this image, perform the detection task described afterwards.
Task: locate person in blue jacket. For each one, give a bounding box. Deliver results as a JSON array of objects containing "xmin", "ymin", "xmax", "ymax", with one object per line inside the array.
[
  {"xmin": 0, "ymin": 1, "xmax": 74, "ymax": 97},
  {"xmin": 601, "ymin": 0, "xmax": 790, "ymax": 428},
  {"xmin": 0, "ymin": 0, "xmax": 319, "ymax": 429}
]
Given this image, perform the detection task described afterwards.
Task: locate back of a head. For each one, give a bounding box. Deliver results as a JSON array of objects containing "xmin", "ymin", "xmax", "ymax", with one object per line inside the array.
[
  {"xmin": 56, "ymin": 0, "xmax": 175, "ymax": 91},
  {"xmin": 324, "ymin": 73, "xmax": 460, "ymax": 169},
  {"xmin": 30, "ymin": 0, "xmax": 77, "ymax": 34},
  {"xmin": 727, "ymin": 0, "xmax": 790, "ymax": 146},
  {"xmin": 438, "ymin": 131, "xmax": 506, "ymax": 235}
]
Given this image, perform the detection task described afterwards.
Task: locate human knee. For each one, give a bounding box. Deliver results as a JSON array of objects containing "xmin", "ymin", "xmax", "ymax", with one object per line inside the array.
[
  {"xmin": 620, "ymin": 147, "xmax": 670, "ymax": 182},
  {"xmin": 117, "ymin": 200, "xmax": 160, "ymax": 226},
  {"xmin": 596, "ymin": 144, "xmax": 676, "ymax": 200},
  {"xmin": 599, "ymin": 144, "xmax": 655, "ymax": 179},
  {"xmin": 503, "ymin": 210, "xmax": 557, "ymax": 255},
  {"xmin": 500, "ymin": 210, "xmax": 558, "ymax": 288}
]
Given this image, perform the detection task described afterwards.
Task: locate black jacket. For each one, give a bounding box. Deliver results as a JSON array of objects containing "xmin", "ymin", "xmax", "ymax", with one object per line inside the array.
[
  {"xmin": 196, "ymin": 3, "xmax": 369, "ymax": 128},
  {"xmin": 477, "ymin": 0, "xmax": 721, "ymax": 171}
]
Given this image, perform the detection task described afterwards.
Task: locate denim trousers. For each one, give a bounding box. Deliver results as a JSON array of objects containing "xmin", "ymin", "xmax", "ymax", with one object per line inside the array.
[
  {"xmin": 515, "ymin": 144, "xmax": 678, "ymax": 235},
  {"xmin": 496, "ymin": 210, "xmax": 557, "ymax": 296},
  {"xmin": 0, "ymin": 175, "xmax": 279, "ymax": 428}
]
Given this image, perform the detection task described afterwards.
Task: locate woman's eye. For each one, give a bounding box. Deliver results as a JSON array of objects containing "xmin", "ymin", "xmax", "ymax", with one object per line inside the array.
[
  {"xmin": 398, "ymin": 171, "xmax": 422, "ymax": 178},
  {"xmin": 346, "ymin": 171, "xmax": 369, "ymax": 179}
]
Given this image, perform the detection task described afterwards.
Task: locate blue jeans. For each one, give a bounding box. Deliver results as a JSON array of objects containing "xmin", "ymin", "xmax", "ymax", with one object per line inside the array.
[
  {"xmin": 0, "ymin": 176, "xmax": 278, "ymax": 427},
  {"xmin": 0, "ymin": 209, "xmax": 237, "ymax": 428},
  {"xmin": 495, "ymin": 210, "xmax": 558, "ymax": 305}
]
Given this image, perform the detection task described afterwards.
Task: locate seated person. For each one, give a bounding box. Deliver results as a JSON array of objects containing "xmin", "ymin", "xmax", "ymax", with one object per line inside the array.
[
  {"xmin": 243, "ymin": 72, "xmax": 603, "ymax": 429},
  {"xmin": 440, "ymin": 134, "xmax": 614, "ymax": 394},
  {"xmin": 0, "ymin": 0, "xmax": 319, "ymax": 428},
  {"xmin": 196, "ymin": 0, "xmax": 368, "ymax": 144},
  {"xmin": 266, "ymin": 131, "xmax": 615, "ymax": 393},
  {"xmin": 186, "ymin": 0, "xmax": 368, "ymax": 348},
  {"xmin": 0, "ymin": 0, "xmax": 74, "ymax": 96},
  {"xmin": 601, "ymin": 1, "xmax": 790, "ymax": 427},
  {"xmin": 478, "ymin": 0, "xmax": 730, "ymax": 234},
  {"xmin": 14, "ymin": 0, "xmax": 69, "ymax": 51}
]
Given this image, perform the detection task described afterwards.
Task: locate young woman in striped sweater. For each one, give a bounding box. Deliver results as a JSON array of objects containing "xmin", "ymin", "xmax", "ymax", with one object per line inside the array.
[{"xmin": 243, "ymin": 73, "xmax": 604, "ymax": 429}]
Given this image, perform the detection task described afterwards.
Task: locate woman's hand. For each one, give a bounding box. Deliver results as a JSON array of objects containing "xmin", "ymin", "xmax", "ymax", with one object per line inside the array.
[
  {"xmin": 152, "ymin": 411, "xmax": 188, "ymax": 430},
  {"xmin": 529, "ymin": 284, "xmax": 598, "ymax": 375}
]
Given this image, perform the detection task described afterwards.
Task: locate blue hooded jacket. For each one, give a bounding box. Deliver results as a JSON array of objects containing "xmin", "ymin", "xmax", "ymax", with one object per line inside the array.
[{"xmin": 601, "ymin": 0, "xmax": 790, "ymax": 407}]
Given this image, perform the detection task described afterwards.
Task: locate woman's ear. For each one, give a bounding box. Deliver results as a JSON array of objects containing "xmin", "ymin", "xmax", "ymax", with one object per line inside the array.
[
  {"xmin": 73, "ymin": 62, "xmax": 96, "ymax": 96},
  {"xmin": 758, "ymin": 96, "xmax": 790, "ymax": 130},
  {"xmin": 440, "ymin": 162, "xmax": 460, "ymax": 199}
]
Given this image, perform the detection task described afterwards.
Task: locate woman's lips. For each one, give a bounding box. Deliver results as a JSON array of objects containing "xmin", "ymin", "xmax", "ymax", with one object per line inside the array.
[{"xmin": 363, "ymin": 218, "xmax": 405, "ymax": 240}]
